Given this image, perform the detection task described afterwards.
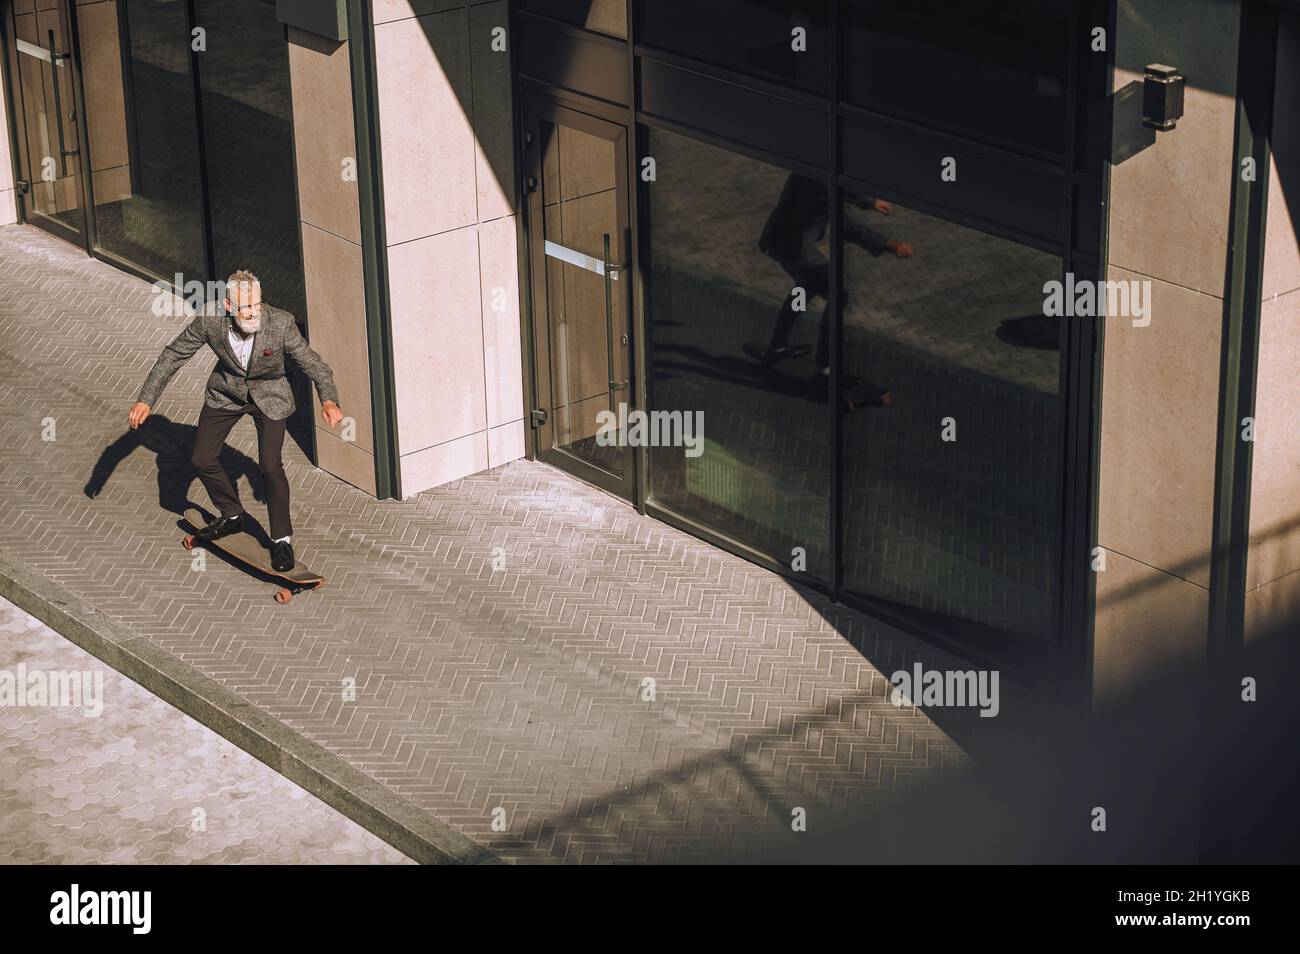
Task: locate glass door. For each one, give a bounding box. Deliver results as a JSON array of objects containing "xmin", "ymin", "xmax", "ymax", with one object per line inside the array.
[
  {"xmin": 5, "ymin": 0, "xmax": 86, "ymax": 243},
  {"xmin": 523, "ymin": 98, "xmax": 635, "ymax": 499}
]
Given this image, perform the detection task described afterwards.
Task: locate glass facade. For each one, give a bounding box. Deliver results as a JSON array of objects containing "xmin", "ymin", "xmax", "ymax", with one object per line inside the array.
[
  {"xmin": 5, "ymin": 0, "xmax": 304, "ymax": 315},
  {"xmin": 516, "ymin": 0, "xmax": 1106, "ymax": 673},
  {"xmin": 196, "ymin": 0, "xmax": 304, "ymax": 317},
  {"xmin": 838, "ymin": 197, "xmax": 1063, "ymax": 651},
  {"xmin": 640, "ymin": 1, "xmax": 830, "ymax": 92},
  {"xmin": 645, "ymin": 128, "xmax": 831, "ymax": 578},
  {"xmin": 87, "ymin": 0, "xmax": 206, "ymax": 279},
  {"xmin": 521, "ymin": 0, "xmax": 627, "ymax": 39},
  {"xmin": 844, "ymin": 0, "xmax": 1072, "ymax": 156}
]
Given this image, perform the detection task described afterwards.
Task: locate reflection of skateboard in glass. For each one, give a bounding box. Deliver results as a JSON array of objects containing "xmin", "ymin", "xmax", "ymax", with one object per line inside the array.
[
  {"xmin": 742, "ymin": 341, "xmax": 891, "ymax": 411},
  {"xmin": 181, "ymin": 507, "xmax": 325, "ymax": 604}
]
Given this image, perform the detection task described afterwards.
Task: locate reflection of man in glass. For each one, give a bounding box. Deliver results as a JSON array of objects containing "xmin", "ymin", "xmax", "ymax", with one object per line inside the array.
[{"xmin": 749, "ymin": 173, "xmax": 912, "ymax": 386}]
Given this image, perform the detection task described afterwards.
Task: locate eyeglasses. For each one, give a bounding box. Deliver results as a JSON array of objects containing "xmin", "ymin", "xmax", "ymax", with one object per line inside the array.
[{"xmin": 227, "ymin": 302, "xmax": 262, "ymax": 317}]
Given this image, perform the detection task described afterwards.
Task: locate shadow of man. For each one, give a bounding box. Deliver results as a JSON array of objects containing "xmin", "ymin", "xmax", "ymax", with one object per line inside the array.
[{"xmin": 83, "ymin": 414, "xmax": 267, "ymax": 532}]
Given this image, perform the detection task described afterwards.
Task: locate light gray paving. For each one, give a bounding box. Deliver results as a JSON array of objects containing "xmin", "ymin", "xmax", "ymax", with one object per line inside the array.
[{"xmin": 0, "ymin": 594, "xmax": 413, "ymax": 864}]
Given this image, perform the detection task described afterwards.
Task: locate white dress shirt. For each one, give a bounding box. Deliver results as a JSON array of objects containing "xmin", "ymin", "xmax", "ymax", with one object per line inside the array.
[{"xmin": 228, "ymin": 327, "xmax": 255, "ymax": 369}]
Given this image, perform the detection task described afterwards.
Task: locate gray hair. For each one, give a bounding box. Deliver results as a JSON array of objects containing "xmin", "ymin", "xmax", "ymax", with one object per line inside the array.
[{"xmin": 225, "ymin": 269, "xmax": 260, "ymax": 298}]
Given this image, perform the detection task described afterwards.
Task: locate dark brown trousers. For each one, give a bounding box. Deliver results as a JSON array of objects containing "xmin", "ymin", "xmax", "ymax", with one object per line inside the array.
[{"xmin": 190, "ymin": 402, "xmax": 292, "ymax": 539}]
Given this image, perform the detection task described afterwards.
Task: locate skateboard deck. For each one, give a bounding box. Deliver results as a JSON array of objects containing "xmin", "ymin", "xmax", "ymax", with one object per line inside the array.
[
  {"xmin": 742, "ymin": 341, "xmax": 891, "ymax": 410},
  {"xmin": 181, "ymin": 508, "xmax": 324, "ymax": 604}
]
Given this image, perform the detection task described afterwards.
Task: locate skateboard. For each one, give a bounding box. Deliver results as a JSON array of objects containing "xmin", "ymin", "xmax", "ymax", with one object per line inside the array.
[
  {"xmin": 181, "ymin": 507, "xmax": 325, "ymax": 604},
  {"xmin": 742, "ymin": 341, "xmax": 891, "ymax": 410}
]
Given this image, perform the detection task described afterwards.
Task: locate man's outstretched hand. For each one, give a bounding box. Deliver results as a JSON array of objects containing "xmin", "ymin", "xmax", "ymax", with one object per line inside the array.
[
  {"xmin": 321, "ymin": 400, "xmax": 344, "ymax": 428},
  {"xmin": 128, "ymin": 402, "xmax": 151, "ymax": 429}
]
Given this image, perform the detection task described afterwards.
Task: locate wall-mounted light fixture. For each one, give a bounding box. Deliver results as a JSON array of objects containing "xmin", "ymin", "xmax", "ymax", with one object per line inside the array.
[
  {"xmin": 1112, "ymin": 63, "xmax": 1187, "ymax": 164},
  {"xmin": 1142, "ymin": 64, "xmax": 1186, "ymax": 131}
]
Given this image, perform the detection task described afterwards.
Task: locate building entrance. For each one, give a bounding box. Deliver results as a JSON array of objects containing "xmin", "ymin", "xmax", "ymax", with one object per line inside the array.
[{"xmin": 522, "ymin": 95, "xmax": 636, "ymax": 501}]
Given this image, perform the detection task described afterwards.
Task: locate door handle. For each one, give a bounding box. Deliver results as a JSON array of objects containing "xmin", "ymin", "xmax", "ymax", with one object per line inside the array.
[
  {"xmin": 46, "ymin": 30, "xmax": 71, "ymax": 178},
  {"xmin": 601, "ymin": 233, "xmax": 630, "ymax": 406}
]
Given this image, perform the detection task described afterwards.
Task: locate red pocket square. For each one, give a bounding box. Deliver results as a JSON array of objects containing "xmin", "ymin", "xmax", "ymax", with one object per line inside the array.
[{"xmin": 262, "ymin": 349, "xmax": 273, "ymax": 356}]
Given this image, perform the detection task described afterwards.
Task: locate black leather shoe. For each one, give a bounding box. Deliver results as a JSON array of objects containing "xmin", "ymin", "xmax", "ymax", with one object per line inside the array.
[
  {"xmin": 195, "ymin": 513, "xmax": 243, "ymax": 542},
  {"xmin": 271, "ymin": 540, "xmax": 295, "ymax": 573},
  {"xmin": 742, "ymin": 341, "xmax": 809, "ymax": 366}
]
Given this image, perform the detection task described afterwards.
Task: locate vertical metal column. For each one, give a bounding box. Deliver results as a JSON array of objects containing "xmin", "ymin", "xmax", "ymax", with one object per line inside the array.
[
  {"xmin": 1057, "ymin": 0, "xmax": 1100, "ymax": 707},
  {"xmin": 184, "ymin": 0, "xmax": 217, "ymax": 282},
  {"xmin": 347, "ymin": 0, "xmax": 402, "ymax": 499},
  {"xmin": 626, "ymin": 0, "xmax": 649, "ymax": 514},
  {"xmin": 827, "ymin": 2, "xmax": 843, "ymax": 600},
  {"xmin": 1203, "ymin": 0, "xmax": 1277, "ymax": 863},
  {"xmin": 62, "ymin": 0, "xmax": 96, "ymax": 249}
]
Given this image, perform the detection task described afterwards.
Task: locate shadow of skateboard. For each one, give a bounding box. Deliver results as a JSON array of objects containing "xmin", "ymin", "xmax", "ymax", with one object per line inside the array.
[
  {"xmin": 741, "ymin": 342, "xmax": 892, "ymax": 410},
  {"xmin": 180, "ymin": 507, "xmax": 325, "ymax": 604}
]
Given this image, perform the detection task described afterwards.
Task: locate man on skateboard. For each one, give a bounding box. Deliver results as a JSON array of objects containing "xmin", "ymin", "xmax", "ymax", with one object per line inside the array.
[
  {"xmin": 128, "ymin": 270, "xmax": 343, "ymax": 572},
  {"xmin": 748, "ymin": 172, "xmax": 914, "ymax": 405}
]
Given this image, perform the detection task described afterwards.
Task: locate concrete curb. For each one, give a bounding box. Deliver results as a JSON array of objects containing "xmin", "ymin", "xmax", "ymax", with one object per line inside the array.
[{"xmin": 0, "ymin": 548, "xmax": 500, "ymax": 866}]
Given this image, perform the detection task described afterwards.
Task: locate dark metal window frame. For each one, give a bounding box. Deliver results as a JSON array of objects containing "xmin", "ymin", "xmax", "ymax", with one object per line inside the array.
[
  {"xmin": 1198, "ymin": 0, "xmax": 1280, "ymax": 864},
  {"xmin": 348, "ymin": 0, "xmax": 401, "ymax": 499},
  {"xmin": 1209, "ymin": 0, "xmax": 1277, "ymax": 688},
  {"xmin": 515, "ymin": 1, "xmax": 1113, "ymax": 688}
]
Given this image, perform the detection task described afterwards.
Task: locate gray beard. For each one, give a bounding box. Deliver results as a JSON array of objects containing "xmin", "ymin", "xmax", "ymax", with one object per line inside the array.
[{"xmin": 233, "ymin": 314, "xmax": 260, "ymax": 335}]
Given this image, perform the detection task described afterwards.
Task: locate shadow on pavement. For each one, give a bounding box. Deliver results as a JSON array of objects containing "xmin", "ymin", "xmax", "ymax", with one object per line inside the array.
[{"xmin": 83, "ymin": 414, "xmax": 267, "ymax": 520}]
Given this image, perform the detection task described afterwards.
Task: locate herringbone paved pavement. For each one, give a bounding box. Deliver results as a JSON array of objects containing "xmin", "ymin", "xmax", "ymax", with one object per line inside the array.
[{"xmin": 0, "ymin": 225, "xmax": 997, "ymax": 863}]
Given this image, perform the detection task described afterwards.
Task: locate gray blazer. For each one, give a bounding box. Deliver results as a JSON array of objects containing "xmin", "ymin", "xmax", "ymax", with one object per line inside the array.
[{"xmin": 138, "ymin": 305, "xmax": 339, "ymax": 421}]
